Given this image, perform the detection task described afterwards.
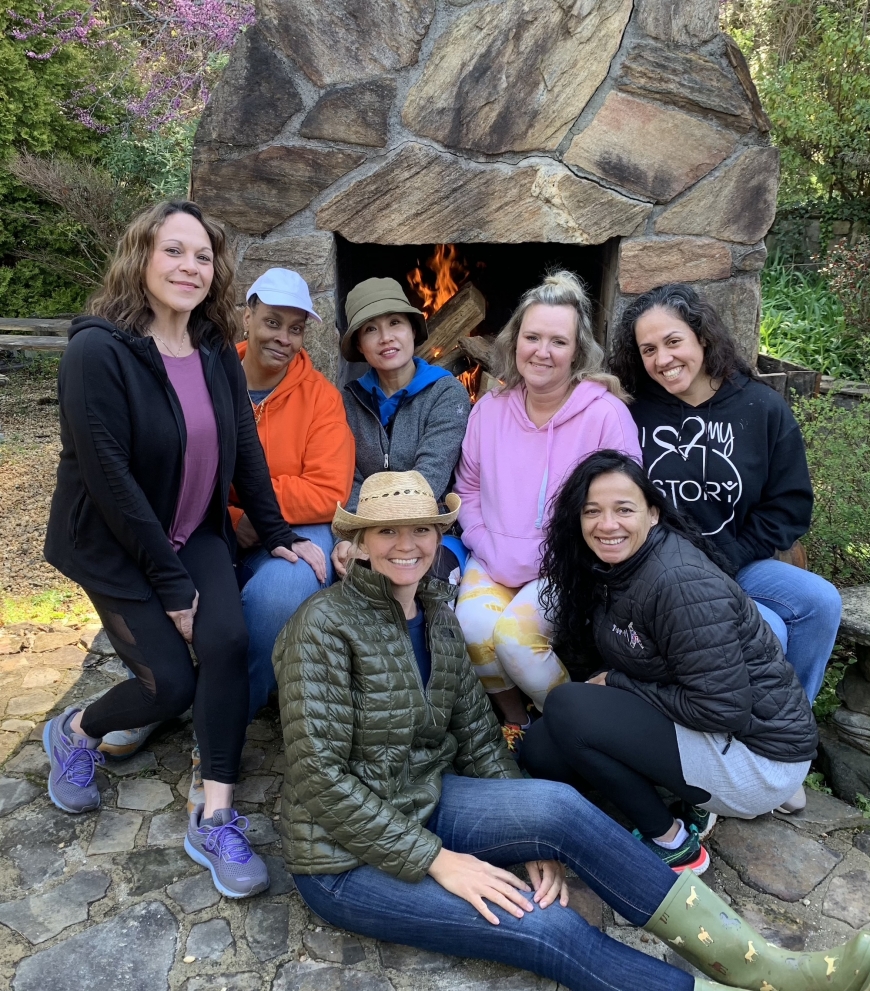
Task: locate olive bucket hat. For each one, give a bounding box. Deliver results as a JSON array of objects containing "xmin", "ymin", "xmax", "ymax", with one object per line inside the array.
[{"xmin": 341, "ymin": 277, "xmax": 428, "ymax": 363}]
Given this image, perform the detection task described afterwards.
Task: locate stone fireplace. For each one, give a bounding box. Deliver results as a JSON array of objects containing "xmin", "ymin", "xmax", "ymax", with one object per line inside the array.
[{"xmin": 191, "ymin": 0, "xmax": 778, "ymax": 384}]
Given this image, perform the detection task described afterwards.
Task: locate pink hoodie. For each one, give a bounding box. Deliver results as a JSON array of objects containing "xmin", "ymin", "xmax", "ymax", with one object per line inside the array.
[{"xmin": 454, "ymin": 381, "xmax": 642, "ymax": 587}]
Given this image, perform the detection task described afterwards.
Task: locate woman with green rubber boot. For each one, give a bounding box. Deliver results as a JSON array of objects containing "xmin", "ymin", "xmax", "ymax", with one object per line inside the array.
[{"xmin": 274, "ymin": 471, "xmax": 870, "ymax": 991}]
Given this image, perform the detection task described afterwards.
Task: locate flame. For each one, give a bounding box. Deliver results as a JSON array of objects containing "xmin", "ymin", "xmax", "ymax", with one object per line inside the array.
[
  {"xmin": 407, "ymin": 244, "xmax": 469, "ymax": 318},
  {"xmin": 457, "ymin": 364, "xmax": 482, "ymax": 403}
]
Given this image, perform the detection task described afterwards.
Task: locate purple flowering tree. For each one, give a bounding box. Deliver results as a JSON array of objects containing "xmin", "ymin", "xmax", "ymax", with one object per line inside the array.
[{"xmin": 9, "ymin": 0, "xmax": 255, "ymax": 128}]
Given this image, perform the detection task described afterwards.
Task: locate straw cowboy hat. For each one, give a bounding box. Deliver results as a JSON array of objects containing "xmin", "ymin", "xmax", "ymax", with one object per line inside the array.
[
  {"xmin": 332, "ymin": 471, "xmax": 460, "ymax": 539},
  {"xmin": 341, "ymin": 277, "xmax": 428, "ymax": 363}
]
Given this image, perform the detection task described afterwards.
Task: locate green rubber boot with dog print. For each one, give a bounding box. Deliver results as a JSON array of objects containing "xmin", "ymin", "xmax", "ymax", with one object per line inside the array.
[{"xmin": 645, "ymin": 869, "xmax": 870, "ymax": 991}]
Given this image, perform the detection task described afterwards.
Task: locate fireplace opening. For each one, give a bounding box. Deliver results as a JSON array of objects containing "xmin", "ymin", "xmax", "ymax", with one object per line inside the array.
[{"xmin": 335, "ymin": 235, "xmax": 617, "ymax": 394}]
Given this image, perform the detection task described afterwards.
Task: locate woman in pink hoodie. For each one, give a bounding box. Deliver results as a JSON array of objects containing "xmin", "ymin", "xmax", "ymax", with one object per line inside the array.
[{"xmin": 453, "ymin": 271, "xmax": 641, "ymax": 744}]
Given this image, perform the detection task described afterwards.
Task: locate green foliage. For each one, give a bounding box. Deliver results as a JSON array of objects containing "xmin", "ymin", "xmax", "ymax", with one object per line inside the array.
[
  {"xmin": 100, "ymin": 120, "xmax": 195, "ymax": 199},
  {"xmin": 804, "ymin": 770, "xmax": 833, "ymax": 794},
  {"xmin": 0, "ymin": 1, "xmax": 111, "ymax": 315},
  {"xmin": 759, "ymin": 254, "xmax": 863, "ymax": 377},
  {"xmin": 812, "ymin": 643, "xmax": 856, "ymax": 720},
  {"xmin": 0, "ymin": 588, "xmax": 96, "ymax": 625},
  {"xmin": 723, "ymin": 1, "xmax": 870, "ymax": 206},
  {"xmin": 856, "ymin": 793, "xmax": 870, "ymax": 817},
  {"xmin": 822, "ymin": 236, "xmax": 870, "ymax": 358},
  {"xmin": 794, "ymin": 394, "xmax": 870, "ymax": 586}
]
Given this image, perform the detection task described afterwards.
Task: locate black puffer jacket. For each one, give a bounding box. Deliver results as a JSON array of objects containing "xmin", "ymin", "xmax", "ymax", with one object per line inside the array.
[
  {"xmin": 44, "ymin": 317, "xmax": 301, "ymax": 611},
  {"xmin": 594, "ymin": 526, "xmax": 817, "ymax": 763}
]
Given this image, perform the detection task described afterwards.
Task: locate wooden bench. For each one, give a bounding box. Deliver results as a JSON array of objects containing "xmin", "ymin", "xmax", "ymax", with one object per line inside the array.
[
  {"xmin": 0, "ymin": 335, "xmax": 69, "ymax": 352},
  {"xmin": 0, "ymin": 319, "xmax": 70, "ymax": 353}
]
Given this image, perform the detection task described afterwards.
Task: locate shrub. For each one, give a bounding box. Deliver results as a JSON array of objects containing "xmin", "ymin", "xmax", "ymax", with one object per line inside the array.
[
  {"xmin": 821, "ymin": 236, "xmax": 870, "ymax": 377},
  {"xmin": 760, "ymin": 254, "xmax": 863, "ymax": 378},
  {"xmin": 794, "ymin": 393, "xmax": 870, "ymax": 586}
]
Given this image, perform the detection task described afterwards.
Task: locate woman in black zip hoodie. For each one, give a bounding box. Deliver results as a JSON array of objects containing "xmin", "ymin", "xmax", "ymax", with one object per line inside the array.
[
  {"xmin": 608, "ymin": 284, "xmax": 840, "ymax": 722},
  {"xmin": 42, "ymin": 201, "xmax": 323, "ymax": 898}
]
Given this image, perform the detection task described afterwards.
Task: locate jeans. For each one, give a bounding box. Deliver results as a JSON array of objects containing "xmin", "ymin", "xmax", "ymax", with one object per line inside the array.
[
  {"xmin": 294, "ymin": 776, "xmax": 692, "ymax": 991},
  {"xmin": 737, "ymin": 558, "xmax": 842, "ymax": 703},
  {"xmin": 238, "ymin": 523, "xmax": 334, "ymax": 723}
]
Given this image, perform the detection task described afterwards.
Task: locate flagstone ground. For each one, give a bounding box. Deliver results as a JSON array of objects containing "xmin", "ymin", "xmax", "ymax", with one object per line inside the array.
[
  {"xmin": 2, "ymin": 370, "xmax": 869, "ymax": 990},
  {"xmin": 1, "ymin": 622, "xmax": 870, "ymax": 991}
]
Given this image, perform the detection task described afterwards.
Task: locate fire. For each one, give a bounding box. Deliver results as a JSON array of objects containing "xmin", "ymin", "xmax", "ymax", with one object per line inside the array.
[
  {"xmin": 407, "ymin": 244, "xmax": 468, "ymax": 317},
  {"xmin": 457, "ymin": 364, "xmax": 482, "ymax": 403}
]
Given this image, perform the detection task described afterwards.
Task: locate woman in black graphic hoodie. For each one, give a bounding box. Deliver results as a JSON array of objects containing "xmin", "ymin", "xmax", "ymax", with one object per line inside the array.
[{"xmin": 609, "ymin": 284, "xmax": 840, "ymax": 727}]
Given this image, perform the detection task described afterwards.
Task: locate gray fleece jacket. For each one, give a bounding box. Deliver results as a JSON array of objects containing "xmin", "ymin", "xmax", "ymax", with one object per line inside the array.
[{"xmin": 343, "ymin": 374, "xmax": 471, "ymax": 511}]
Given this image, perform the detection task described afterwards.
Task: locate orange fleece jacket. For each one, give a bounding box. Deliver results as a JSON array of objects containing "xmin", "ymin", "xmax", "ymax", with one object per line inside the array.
[{"xmin": 230, "ymin": 344, "xmax": 355, "ymax": 527}]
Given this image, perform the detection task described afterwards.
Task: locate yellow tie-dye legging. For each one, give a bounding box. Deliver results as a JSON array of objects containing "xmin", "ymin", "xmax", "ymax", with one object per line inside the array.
[{"xmin": 455, "ymin": 558, "xmax": 570, "ymax": 712}]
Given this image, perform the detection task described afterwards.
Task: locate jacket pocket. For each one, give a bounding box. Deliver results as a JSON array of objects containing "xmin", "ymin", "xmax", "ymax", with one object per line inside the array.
[{"xmin": 70, "ymin": 493, "xmax": 86, "ymax": 547}]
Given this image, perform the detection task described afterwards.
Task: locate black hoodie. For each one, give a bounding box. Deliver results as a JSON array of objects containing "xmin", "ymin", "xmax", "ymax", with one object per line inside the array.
[
  {"xmin": 629, "ymin": 373, "xmax": 813, "ymax": 573},
  {"xmin": 44, "ymin": 317, "xmax": 301, "ymax": 611}
]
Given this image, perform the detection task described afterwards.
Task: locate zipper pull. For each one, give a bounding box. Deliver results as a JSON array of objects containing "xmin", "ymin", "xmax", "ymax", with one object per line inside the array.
[{"xmin": 384, "ymin": 453, "xmax": 389, "ymax": 468}]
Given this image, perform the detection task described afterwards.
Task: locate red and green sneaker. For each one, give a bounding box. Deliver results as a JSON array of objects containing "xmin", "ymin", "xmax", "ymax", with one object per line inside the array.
[{"xmin": 632, "ymin": 823, "xmax": 710, "ymax": 874}]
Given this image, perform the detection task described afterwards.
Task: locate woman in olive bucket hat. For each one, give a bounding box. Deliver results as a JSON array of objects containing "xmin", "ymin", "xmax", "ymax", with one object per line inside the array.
[
  {"xmin": 334, "ymin": 277, "xmax": 471, "ymax": 579},
  {"xmin": 274, "ymin": 469, "xmax": 870, "ymax": 991}
]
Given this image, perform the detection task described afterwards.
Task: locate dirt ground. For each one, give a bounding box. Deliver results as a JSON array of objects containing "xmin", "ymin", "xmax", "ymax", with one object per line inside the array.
[{"xmin": 0, "ymin": 366, "xmax": 76, "ymax": 599}]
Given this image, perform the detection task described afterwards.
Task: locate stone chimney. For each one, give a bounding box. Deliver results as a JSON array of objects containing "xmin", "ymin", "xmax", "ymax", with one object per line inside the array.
[{"xmin": 192, "ymin": 0, "xmax": 777, "ymax": 382}]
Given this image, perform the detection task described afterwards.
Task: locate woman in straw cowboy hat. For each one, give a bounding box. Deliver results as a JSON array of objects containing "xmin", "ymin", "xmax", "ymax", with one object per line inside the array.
[
  {"xmin": 271, "ymin": 470, "xmax": 870, "ymax": 991},
  {"xmin": 334, "ymin": 277, "xmax": 470, "ymax": 578}
]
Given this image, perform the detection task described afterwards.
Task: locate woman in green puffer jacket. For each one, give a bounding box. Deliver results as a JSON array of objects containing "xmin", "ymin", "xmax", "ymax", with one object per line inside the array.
[{"xmin": 272, "ymin": 470, "xmax": 870, "ymax": 991}]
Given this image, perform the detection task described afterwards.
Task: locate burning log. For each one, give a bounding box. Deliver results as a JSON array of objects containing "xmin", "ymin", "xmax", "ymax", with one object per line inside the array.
[
  {"xmin": 458, "ymin": 334, "xmax": 494, "ymax": 372},
  {"xmin": 416, "ymin": 282, "xmax": 486, "ymax": 364}
]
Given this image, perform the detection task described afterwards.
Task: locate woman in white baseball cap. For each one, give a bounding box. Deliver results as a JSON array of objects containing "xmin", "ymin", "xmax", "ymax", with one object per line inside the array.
[{"xmin": 232, "ymin": 267, "xmax": 355, "ymax": 724}]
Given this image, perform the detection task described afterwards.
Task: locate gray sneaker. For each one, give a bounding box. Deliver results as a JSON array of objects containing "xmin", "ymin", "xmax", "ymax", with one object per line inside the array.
[
  {"xmin": 184, "ymin": 804, "xmax": 270, "ymax": 898},
  {"xmin": 99, "ymin": 723, "xmax": 160, "ymax": 759},
  {"xmin": 43, "ymin": 708, "xmax": 105, "ymax": 814}
]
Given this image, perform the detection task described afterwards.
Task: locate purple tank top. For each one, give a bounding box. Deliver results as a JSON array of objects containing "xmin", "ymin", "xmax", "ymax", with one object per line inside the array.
[{"xmin": 163, "ymin": 351, "xmax": 220, "ymax": 550}]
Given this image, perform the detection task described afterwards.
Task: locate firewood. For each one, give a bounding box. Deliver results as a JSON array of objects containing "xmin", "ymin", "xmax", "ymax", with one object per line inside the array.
[
  {"xmin": 458, "ymin": 334, "xmax": 494, "ymax": 372},
  {"xmin": 416, "ymin": 283, "xmax": 485, "ymax": 363},
  {"xmin": 479, "ymin": 371, "xmax": 501, "ymax": 396}
]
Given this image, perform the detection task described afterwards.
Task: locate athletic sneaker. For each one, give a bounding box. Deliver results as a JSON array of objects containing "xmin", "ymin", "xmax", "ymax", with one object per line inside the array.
[
  {"xmin": 184, "ymin": 804, "xmax": 270, "ymax": 898},
  {"xmin": 187, "ymin": 743, "xmax": 204, "ymax": 813},
  {"xmin": 99, "ymin": 723, "xmax": 160, "ymax": 759},
  {"xmin": 775, "ymin": 785, "xmax": 807, "ymax": 814},
  {"xmin": 633, "ymin": 824, "xmax": 710, "ymax": 874},
  {"xmin": 43, "ymin": 707, "xmax": 105, "ymax": 814},
  {"xmin": 669, "ymin": 799, "xmax": 718, "ymax": 841}
]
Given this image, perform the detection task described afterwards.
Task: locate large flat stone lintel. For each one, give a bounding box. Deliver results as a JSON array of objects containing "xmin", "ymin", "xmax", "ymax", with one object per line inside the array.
[{"xmin": 316, "ymin": 143, "xmax": 651, "ymax": 245}]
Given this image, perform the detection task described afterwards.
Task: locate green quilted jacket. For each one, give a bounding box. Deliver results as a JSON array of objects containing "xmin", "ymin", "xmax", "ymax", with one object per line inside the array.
[{"xmin": 272, "ymin": 565, "xmax": 521, "ymax": 882}]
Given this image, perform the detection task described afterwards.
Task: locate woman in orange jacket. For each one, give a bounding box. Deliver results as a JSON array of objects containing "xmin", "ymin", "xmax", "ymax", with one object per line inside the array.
[{"xmin": 232, "ymin": 268, "xmax": 355, "ymax": 722}]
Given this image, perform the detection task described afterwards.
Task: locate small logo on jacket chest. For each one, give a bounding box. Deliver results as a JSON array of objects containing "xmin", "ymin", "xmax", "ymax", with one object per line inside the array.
[{"xmin": 611, "ymin": 622, "xmax": 643, "ymax": 650}]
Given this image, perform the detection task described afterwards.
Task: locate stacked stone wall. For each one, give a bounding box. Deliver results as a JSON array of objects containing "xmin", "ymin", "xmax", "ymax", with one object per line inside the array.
[{"xmin": 192, "ymin": 0, "xmax": 779, "ymax": 381}]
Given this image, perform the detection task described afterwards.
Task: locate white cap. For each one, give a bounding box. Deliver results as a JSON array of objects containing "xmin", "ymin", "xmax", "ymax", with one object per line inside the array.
[{"xmin": 245, "ymin": 268, "xmax": 322, "ymax": 323}]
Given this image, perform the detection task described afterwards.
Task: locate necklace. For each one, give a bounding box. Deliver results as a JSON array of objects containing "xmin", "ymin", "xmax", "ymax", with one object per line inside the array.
[
  {"xmin": 150, "ymin": 329, "xmax": 188, "ymax": 358},
  {"xmin": 251, "ymin": 396, "xmax": 268, "ymax": 424}
]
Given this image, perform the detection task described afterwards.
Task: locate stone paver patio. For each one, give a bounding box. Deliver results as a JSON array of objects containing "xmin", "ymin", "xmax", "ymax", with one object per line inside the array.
[{"xmin": 2, "ymin": 620, "xmax": 870, "ymax": 991}]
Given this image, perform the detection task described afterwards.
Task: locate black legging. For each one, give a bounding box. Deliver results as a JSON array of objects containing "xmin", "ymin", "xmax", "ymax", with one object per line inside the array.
[
  {"xmin": 522, "ymin": 682, "xmax": 710, "ymax": 838},
  {"xmin": 79, "ymin": 526, "xmax": 248, "ymax": 784}
]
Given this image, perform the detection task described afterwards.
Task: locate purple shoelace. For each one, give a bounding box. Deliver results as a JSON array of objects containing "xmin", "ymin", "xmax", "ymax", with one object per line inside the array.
[
  {"xmin": 58, "ymin": 741, "xmax": 105, "ymax": 786},
  {"xmin": 203, "ymin": 814, "xmax": 254, "ymax": 864}
]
